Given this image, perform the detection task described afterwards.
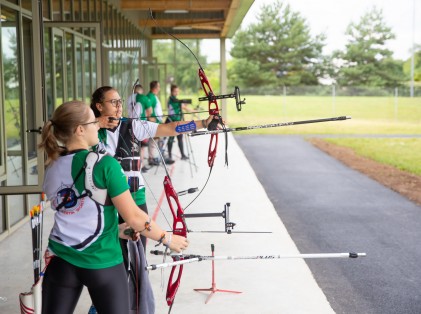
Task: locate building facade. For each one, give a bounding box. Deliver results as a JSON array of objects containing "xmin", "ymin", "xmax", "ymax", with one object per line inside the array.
[{"xmin": 0, "ymin": 0, "xmax": 155, "ymax": 240}]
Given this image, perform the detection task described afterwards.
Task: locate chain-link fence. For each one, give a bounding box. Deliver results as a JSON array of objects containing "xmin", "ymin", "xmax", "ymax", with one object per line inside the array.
[{"xmin": 240, "ymin": 85, "xmax": 421, "ymax": 97}]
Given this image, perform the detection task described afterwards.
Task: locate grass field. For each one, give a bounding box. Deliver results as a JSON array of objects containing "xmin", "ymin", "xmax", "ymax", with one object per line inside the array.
[
  {"xmin": 323, "ymin": 138, "xmax": 421, "ymax": 176},
  {"xmin": 224, "ymin": 95, "xmax": 421, "ymax": 134},
  {"xmin": 4, "ymin": 94, "xmax": 421, "ymax": 175},
  {"xmin": 220, "ymin": 95, "xmax": 421, "ymax": 175}
]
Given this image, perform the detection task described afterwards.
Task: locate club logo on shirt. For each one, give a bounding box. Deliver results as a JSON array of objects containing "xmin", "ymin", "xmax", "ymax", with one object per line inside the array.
[{"xmin": 52, "ymin": 185, "xmax": 84, "ymax": 215}]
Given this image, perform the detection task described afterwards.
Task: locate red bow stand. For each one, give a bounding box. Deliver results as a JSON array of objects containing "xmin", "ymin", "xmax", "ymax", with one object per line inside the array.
[{"xmin": 193, "ymin": 244, "xmax": 242, "ymax": 303}]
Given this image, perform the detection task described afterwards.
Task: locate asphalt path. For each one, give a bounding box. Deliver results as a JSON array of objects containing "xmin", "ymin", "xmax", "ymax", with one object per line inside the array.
[{"xmin": 235, "ymin": 134, "xmax": 421, "ymax": 314}]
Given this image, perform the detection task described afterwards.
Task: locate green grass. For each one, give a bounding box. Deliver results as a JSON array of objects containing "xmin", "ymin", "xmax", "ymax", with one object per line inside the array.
[
  {"xmin": 5, "ymin": 94, "xmax": 421, "ymax": 176},
  {"xmin": 222, "ymin": 95, "xmax": 421, "ymax": 176},
  {"xmin": 225, "ymin": 96, "xmax": 421, "ymax": 134},
  {"xmin": 323, "ymin": 138, "xmax": 421, "ymax": 176}
]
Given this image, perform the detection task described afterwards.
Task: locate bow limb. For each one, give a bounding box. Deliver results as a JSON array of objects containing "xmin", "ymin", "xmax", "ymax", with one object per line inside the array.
[
  {"xmin": 130, "ymin": 79, "xmax": 188, "ymax": 308},
  {"xmin": 183, "ymin": 68, "xmax": 222, "ymax": 211},
  {"xmin": 198, "ymin": 68, "xmax": 220, "ymax": 168},
  {"xmin": 163, "ymin": 176, "xmax": 188, "ymax": 307}
]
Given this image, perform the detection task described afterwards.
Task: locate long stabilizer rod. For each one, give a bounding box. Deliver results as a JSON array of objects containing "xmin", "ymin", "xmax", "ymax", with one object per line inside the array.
[
  {"xmin": 146, "ymin": 251, "xmax": 366, "ymax": 270},
  {"xmin": 190, "ymin": 116, "xmax": 351, "ymax": 137}
]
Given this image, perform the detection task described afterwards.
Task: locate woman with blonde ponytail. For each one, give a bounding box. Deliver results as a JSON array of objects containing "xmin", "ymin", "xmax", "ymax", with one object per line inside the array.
[
  {"xmin": 39, "ymin": 101, "xmax": 189, "ymax": 314},
  {"xmin": 39, "ymin": 100, "xmax": 88, "ymax": 164}
]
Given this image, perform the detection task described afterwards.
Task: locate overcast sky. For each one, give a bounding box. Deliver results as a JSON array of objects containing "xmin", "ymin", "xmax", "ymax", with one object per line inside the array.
[{"xmin": 203, "ymin": 0, "xmax": 419, "ymax": 62}]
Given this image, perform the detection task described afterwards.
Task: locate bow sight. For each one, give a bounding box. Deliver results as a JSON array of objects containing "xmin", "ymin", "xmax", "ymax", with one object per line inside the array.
[{"xmin": 198, "ymin": 86, "xmax": 246, "ymax": 111}]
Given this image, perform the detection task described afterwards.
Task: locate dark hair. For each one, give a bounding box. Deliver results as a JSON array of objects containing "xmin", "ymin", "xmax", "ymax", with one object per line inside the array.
[
  {"xmin": 39, "ymin": 100, "xmax": 90, "ymax": 164},
  {"xmin": 90, "ymin": 86, "xmax": 115, "ymax": 117},
  {"xmin": 134, "ymin": 84, "xmax": 143, "ymax": 92},
  {"xmin": 150, "ymin": 81, "xmax": 159, "ymax": 91},
  {"xmin": 170, "ymin": 84, "xmax": 178, "ymax": 92}
]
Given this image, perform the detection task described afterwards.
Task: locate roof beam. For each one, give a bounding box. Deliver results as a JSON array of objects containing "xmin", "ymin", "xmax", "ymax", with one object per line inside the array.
[
  {"xmin": 151, "ymin": 33, "xmax": 220, "ymax": 39},
  {"xmin": 121, "ymin": 0, "xmax": 230, "ymax": 11},
  {"xmin": 138, "ymin": 18, "xmax": 225, "ymax": 28}
]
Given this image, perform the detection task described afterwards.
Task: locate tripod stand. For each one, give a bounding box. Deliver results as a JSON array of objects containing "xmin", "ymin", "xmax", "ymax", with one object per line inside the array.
[{"xmin": 193, "ymin": 244, "xmax": 242, "ymax": 304}]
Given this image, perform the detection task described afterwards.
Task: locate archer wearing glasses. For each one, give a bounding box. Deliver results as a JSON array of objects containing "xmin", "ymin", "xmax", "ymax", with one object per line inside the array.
[
  {"xmin": 91, "ymin": 85, "xmax": 214, "ymax": 241},
  {"xmin": 80, "ymin": 120, "xmax": 99, "ymax": 126},
  {"xmin": 103, "ymin": 98, "xmax": 124, "ymax": 107},
  {"xmin": 90, "ymin": 85, "xmax": 214, "ymax": 313},
  {"xmin": 39, "ymin": 100, "xmax": 189, "ymax": 314}
]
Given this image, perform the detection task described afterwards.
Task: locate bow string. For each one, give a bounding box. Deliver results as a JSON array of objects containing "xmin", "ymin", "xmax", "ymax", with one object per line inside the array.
[
  {"xmin": 148, "ymin": 9, "xmax": 238, "ymax": 213},
  {"xmin": 117, "ymin": 13, "xmax": 190, "ymax": 312}
]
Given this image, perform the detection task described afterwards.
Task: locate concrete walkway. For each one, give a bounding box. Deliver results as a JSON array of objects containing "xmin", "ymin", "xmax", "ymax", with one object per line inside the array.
[{"xmin": 0, "ymin": 134, "xmax": 335, "ymax": 314}]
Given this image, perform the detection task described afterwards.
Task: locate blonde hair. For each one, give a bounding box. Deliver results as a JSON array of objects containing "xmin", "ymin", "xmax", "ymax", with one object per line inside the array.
[{"xmin": 38, "ymin": 100, "xmax": 90, "ymax": 164}]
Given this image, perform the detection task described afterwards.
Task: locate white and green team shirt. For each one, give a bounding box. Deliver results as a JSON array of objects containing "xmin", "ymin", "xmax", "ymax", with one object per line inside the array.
[
  {"xmin": 43, "ymin": 150, "xmax": 129, "ymax": 269},
  {"xmin": 97, "ymin": 120, "xmax": 158, "ymax": 205}
]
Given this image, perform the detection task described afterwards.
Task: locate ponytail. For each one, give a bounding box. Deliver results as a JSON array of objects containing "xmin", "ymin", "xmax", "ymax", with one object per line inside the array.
[{"xmin": 38, "ymin": 100, "xmax": 90, "ymax": 165}]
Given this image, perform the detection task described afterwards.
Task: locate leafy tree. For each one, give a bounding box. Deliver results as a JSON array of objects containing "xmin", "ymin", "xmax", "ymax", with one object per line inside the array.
[
  {"xmin": 332, "ymin": 7, "xmax": 406, "ymax": 87},
  {"xmin": 228, "ymin": 0, "xmax": 326, "ymax": 88}
]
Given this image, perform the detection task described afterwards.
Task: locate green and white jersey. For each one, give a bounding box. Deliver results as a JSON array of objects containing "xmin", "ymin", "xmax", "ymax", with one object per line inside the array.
[
  {"xmin": 168, "ymin": 95, "xmax": 182, "ymax": 122},
  {"xmin": 43, "ymin": 150, "xmax": 128, "ymax": 269},
  {"xmin": 127, "ymin": 93, "xmax": 151, "ymax": 120},
  {"xmin": 97, "ymin": 120, "xmax": 158, "ymax": 206},
  {"xmin": 147, "ymin": 92, "xmax": 163, "ymax": 123}
]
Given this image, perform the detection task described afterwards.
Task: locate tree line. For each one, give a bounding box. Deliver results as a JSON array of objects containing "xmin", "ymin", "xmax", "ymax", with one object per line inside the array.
[
  {"xmin": 229, "ymin": 1, "xmax": 420, "ymax": 90},
  {"xmin": 152, "ymin": 1, "xmax": 420, "ymax": 94}
]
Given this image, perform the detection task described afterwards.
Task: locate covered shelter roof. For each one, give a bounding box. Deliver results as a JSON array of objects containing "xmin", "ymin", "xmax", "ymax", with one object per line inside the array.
[{"xmin": 120, "ymin": 0, "xmax": 255, "ymax": 39}]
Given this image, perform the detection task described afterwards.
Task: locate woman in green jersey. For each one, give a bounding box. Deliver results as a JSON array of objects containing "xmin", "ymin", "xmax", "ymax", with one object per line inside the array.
[{"xmin": 39, "ymin": 100, "xmax": 189, "ymax": 314}]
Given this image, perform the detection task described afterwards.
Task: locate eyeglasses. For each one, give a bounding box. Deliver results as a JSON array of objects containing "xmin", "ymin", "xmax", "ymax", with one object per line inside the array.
[
  {"xmin": 103, "ymin": 99, "xmax": 124, "ymax": 107},
  {"xmin": 80, "ymin": 120, "xmax": 99, "ymax": 126}
]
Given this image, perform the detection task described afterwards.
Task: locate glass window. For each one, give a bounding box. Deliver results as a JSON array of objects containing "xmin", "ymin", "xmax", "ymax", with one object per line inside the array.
[
  {"xmin": 66, "ymin": 33, "xmax": 74, "ymax": 100},
  {"xmin": 8, "ymin": 195, "xmax": 24, "ymax": 226},
  {"xmin": 22, "ymin": 16, "xmax": 38, "ymax": 185},
  {"xmin": 0, "ymin": 194, "xmax": 4, "ymax": 234},
  {"xmin": 76, "ymin": 39, "xmax": 83, "ymax": 99},
  {"xmin": 54, "ymin": 33, "xmax": 64, "ymax": 106},
  {"xmin": 1, "ymin": 8, "xmax": 25, "ymax": 226},
  {"xmin": 0, "ymin": 19, "xmax": 4, "ymax": 177},
  {"xmin": 44, "ymin": 28, "xmax": 54, "ymax": 117},
  {"xmin": 92, "ymin": 44, "xmax": 97, "ymax": 89},
  {"xmin": 1, "ymin": 8, "xmax": 24, "ymax": 186},
  {"xmin": 84, "ymin": 39, "xmax": 91, "ymax": 102}
]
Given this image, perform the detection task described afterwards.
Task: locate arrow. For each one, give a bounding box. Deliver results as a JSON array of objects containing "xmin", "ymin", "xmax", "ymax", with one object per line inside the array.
[
  {"xmin": 146, "ymin": 251, "xmax": 366, "ymax": 270},
  {"xmin": 190, "ymin": 116, "xmax": 351, "ymax": 137}
]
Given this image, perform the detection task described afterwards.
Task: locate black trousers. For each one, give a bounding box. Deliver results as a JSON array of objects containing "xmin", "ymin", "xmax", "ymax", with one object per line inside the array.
[{"xmin": 42, "ymin": 256, "xmax": 129, "ymax": 314}]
